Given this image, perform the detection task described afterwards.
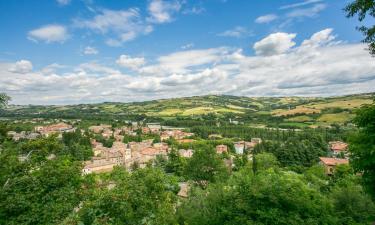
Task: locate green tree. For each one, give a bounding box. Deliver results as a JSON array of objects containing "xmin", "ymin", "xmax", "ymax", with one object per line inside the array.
[
  {"xmin": 184, "ymin": 147, "xmax": 228, "ymax": 187},
  {"xmin": 0, "ymin": 157, "xmax": 83, "ymax": 225},
  {"xmin": 0, "ymin": 93, "xmax": 10, "ymax": 108},
  {"xmin": 345, "ymin": 0, "xmax": 375, "ymax": 56},
  {"xmin": 178, "ymin": 169, "xmax": 337, "ymax": 225},
  {"xmin": 165, "ymin": 147, "xmax": 185, "ymax": 176},
  {"xmin": 330, "ymin": 177, "xmax": 375, "ymax": 224},
  {"xmin": 349, "ymin": 99, "xmax": 375, "ymax": 197},
  {"xmin": 75, "ymin": 167, "xmax": 179, "ymax": 225}
]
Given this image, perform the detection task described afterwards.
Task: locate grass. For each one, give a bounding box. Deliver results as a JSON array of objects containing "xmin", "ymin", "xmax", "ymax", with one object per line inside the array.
[
  {"xmin": 305, "ymin": 99, "xmax": 372, "ymax": 110},
  {"xmin": 317, "ymin": 112, "xmax": 354, "ymax": 124},
  {"xmin": 157, "ymin": 108, "xmax": 183, "ymax": 116},
  {"xmin": 272, "ymin": 106, "xmax": 321, "ymax": 117},
  {"xmin": 286, "ymin": 115, "xmax": 313, "ymax": 122}
]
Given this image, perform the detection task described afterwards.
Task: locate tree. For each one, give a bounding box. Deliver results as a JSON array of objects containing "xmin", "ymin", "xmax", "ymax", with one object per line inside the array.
[
  {"xmin": 349, "ymin": 99, "xmax": 375, "ymax": 197},
  {"xmin": 0, "ymin": 157, "xmax": 83, "ymax": 225},
  {"xmin": 345, "ymin": 0, "xmax": 375, "ymax": 56},
  {"xmin": 0, "ymin": 93, "xmax": 10, "ymax": 108},
  {"xmin": 165, "ymin": 147, "xmax": 185, "ymax": 176},
  {"xmin": 255, "ymin": 152, "xmax": 279, "ymax": 171},
  {"xmin": 178, "ymin": 169, "xmax": 337, "ymax": 225},
  {"xmin": 184, "ymin": 147, "xmax": 228, "ymax": 187},
  {"xmin": 330, "ymin": 177, "xmax": 375, "ymax": 224},
  {"xmin": 75, "ymin": 167, "xmax": 179, "ymax": 225}
]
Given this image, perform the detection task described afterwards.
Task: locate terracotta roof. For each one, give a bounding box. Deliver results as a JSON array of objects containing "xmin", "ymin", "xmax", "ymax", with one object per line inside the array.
[
  {"xmin": 329, "ymin": 141, "xmax": 348, "ymax": 152},
  {"xmin": 319, "ymin": 157, "xmax": 349, "ymax": 166},
  {"xmin": 141, "ymin": 147, "xmax": 161, "ymax": 156}
]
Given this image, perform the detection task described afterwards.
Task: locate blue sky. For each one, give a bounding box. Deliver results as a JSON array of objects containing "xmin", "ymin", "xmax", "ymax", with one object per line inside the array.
[{"xmin": 0, "ymin": 0, "xmax": 374, "ymax": 104}]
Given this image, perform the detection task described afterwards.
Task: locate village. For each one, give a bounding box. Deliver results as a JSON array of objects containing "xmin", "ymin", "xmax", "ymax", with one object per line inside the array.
[{"xmin": 6, "ymin": 120, "xmax": 350, "ymax": 179}]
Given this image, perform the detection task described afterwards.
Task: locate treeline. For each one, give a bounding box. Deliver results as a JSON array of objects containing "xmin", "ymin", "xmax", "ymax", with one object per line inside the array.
[{"xmin": 190, "ymin": 125, "xmax": 347, "ymax": 142}]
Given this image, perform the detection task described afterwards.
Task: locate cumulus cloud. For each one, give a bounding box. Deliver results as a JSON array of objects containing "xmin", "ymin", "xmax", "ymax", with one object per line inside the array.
[
  {"xmin": 218, "ymin": 26, "xmax": 253, "ymax": 38},
  {"xmin": 255, "ymin": 14, "xmax": 278, "ymax": 24},
  {"xmin": 116, "ymin": 55, "xmax": 146, "ymax": 70},
  {"xmin": 301, "ymin": 28, "xmax": 335, "ymax": 47},
  {"xmin": 8, "ymin": 60, "xmax": 33, "ymax": 74},
  {"xmin": 74, "ymin": 8, "xmax": 152, "ymax": 45},
  {"xmin": 253, "ymin": 32, "xmax": 296, "ymax": 56},
  {"xmin": 147, "ymin": 0, "xmax": 181, "ymax": 24},
  {"xmin": 28, "ymin": 24, "xmax": 69, "ymax": 43},
  {"xmin": 83, "ymin": 46, "xmax": 99, "ymax": 55},
  {"xmin": 2, "ymin": 29, "xmax": 375, "ymax": 104}
]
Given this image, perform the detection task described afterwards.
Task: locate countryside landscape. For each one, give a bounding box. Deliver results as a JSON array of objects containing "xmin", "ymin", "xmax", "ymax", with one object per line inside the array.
[{"xmin": 1, "ymin": 0, "xmax": 375, "ymax": 224}]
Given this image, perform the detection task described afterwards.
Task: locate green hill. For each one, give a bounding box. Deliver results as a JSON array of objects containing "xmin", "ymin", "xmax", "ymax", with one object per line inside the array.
[{"xmin": 1, "ymin": 93, "xmax": 374, "ymax": 128}]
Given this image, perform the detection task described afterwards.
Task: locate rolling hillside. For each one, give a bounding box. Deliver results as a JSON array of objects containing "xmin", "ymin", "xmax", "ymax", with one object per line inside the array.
[{"xmin": 1, "ymin": 93, "xmax": 374, "ymax": 128}]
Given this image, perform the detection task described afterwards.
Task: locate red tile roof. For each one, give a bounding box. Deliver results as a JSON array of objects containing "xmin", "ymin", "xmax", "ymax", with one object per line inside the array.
[{"xmin": 319, "ymin": 157, "xmax": 349, "ymax": 166}]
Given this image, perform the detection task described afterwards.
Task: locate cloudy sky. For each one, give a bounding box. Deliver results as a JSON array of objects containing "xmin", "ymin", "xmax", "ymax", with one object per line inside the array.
[{"xmin": 0, "ymin": 0, "xmax": 374, "ymax": 105}]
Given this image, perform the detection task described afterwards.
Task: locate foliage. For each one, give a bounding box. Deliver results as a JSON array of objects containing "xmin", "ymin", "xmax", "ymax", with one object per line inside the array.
[
  {"xmin": 74, "ymin": 167, "xmax": 179, "ymax": 225},
  {"xmin": 178, "ymin": 168, "xmax": 337, "ymax": 225},
  {"xmin": 62, "ymin": 130, "xmax": 93, "ymax": 161},
  {"xmin": 345, "ymin": 0, "xmax": 375, "ymax": 56},
  {"xmin": 0, "ymin": 93, "xmax": 11, "ymax": 108},
  {"xmin": 0, "ymin": 157, "xmax": 83, "ymax": 225},
  {"xmin": 349, "ymin": 99, "xmax": 375, "ymax": 197},
  {"xmin": 184, "ymin": 147, "xmax": 229, "ymax": 187}
]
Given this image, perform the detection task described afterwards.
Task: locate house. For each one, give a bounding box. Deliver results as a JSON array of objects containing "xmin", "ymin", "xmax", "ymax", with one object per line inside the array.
[
  {"xmin": 84, "ymin": 141, "xmax": 132, "ymax": 174},
  {"xmin": 89, "ymin": 124, "xmax": 111, "ymax": 134},
  {"xmin": 233, "ymin": 139, "xmax": 262, "ymax": 154},
  {"xmin": 179, "ymin": 149, "xmax": 194, "ymax": 158},
  {"xmin": 216, "ymin": 144, "xmax": 228, "ymax": 154},
  {"xmin": 35, "ymin": 122, "xmax": 75, "ymax": 137},
  {"xmin": 142, "ymin": 127, "xmax": 151, "ymax": 134},
  {"xmin": 329, "ymin": 141, "xmax": 348, "ymax": 157},
  {"xmin": 8, "ymin": 131, "xmax": 40, "ymax": 141},
  {"xmin": 147, "ymin": 124, "xmax": 161, "ymax": 134},
  {"xmin": 319, "ymin": 157, "xmax": 349, "ymax": 175}
]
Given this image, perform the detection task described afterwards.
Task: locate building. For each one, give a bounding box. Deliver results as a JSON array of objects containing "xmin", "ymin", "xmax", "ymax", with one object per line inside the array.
[
  {"xmin": 35, "ymin": 122, "xmax": 75, "ymax": 137},
  {"xmin": 216, "ymin": 144, "xmax": 228, "ymax": 154},
  {"xmin": 319, "ymin": 157, "xmax": 349, "ymax": 175},
  {"xmin": 329, "ymin": 141, "xmax": 348, "ymax": 157},
  {"xmin": 88, "ymin": 124, "xmax": 111, "ymax": 134},
  {"xmin": 233, "ymin": 139, "xmax": 262, "ymax": 154}
]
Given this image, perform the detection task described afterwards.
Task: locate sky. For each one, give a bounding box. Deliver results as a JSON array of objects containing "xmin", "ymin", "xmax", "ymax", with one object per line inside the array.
[{"xmin": 0, "ymin": 0, "xmax": 374, "ymax": 105}]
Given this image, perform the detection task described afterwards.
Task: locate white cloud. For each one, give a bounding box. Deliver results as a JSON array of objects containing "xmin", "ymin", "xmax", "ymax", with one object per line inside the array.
[
  {"xmin": 3, "ymin": 29, "xmax": 375, "ymax": 104},
  {"xmin": 83, "ymin": 46, "xmax": 99, "ymax": 55},
  {"xmin": 280, "ymin": 0, "xmax": 323, "ymax": 10},
  {"xmin": 74, "ymin": 8, "xmax": 152, "ymax": 45},
  {"xmin": 253, "ymin": 32, "xmax": 296, "ymax": 56},
  {"xmin": 147, "ymin": 0, "xmax": 181, "ymax": 24},
  {"xmin": 56, "ymin": 0, "xmax": 71, "ymax": 6},
  {"xmin": 301, "ymin": 28, "xmax": 335, "ymax": 47},
  {"xmin": 8, "ymin": 60, "xmax": 33, "ymax": 74},
  {"xmin": 116, "ymin": 55, "xmax": 146, "ymax": 71},
  {"xmin": 28, "ymin": 24, "xmax": 69, "ymax": 43},
  {"xmin": 218, "ymin": 26, "xmax": 253, "ymax": 38},
  {"xmin": 286, "ymin": 3, "xmax": 326, "ymax": 18},
  {"xmin": 255, "ymin": 14, "xmax": 278, "ymax": 24},
  {"xmin": 41, "ymin": 63, "xmax": 64, "ymax": 74}
]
